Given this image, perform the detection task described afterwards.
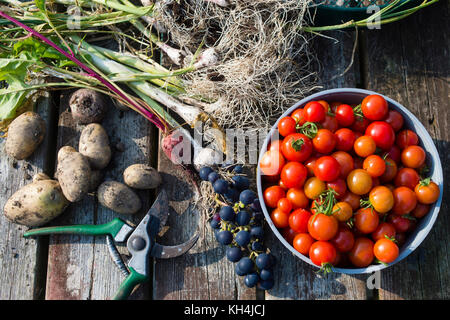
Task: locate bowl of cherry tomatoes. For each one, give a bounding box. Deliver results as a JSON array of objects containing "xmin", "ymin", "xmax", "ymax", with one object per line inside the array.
[{"xmin": 256, "ymin": 88, "xmax": 443, "ymax": 274}]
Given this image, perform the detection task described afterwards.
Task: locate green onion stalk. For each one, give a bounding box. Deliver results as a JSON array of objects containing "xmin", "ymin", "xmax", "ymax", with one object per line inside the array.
[{"xmin": 303, "ymin": 0, "xmax": 440, "ymax": 33}]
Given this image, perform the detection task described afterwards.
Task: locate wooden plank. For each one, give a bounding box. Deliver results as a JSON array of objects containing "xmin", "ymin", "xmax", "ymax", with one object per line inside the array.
[
  {"xmin": 265, "ymin": 30, "xmax": 370, "ymax": 300},
  {"xmin": 45, "ymin": 90, "xmax": 155, "ymax": 300},
  {"xmin": 0, "ymin": 94, "xmax": 56, "ymax": 299},
  {"xmin": 153, "ymin": 138, "xmax": 258, "ymax": 300},
  {"xmin": 363, "ymin": 0, "xmax": 449, "ymax": 299}
]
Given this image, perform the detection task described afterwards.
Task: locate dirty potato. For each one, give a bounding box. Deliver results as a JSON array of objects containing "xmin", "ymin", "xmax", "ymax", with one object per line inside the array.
[
  {"xmin": 123, "ymin": 164, "xmax": 162, "ymax": 190},
  {"xmin": 56, "ymin": 146, "xmax": 91, "ymax": 202},
  {"xmin": 3, "ymin": 177, "xmax": 69, "ymax": 227},
  {"xmin": 79, "ymin": 123, "xmax": 111, "ymax": 170},
  {"xmin": 5, "ymin": 111, "xmax": 46, "ymax": 160},
  {"xmin": 97, "ymin": 181, "xmax": 141, "ymax": 214},
  {"xmin": 69, "ymin": 88, "xmax": 107, "ymax": 124}
]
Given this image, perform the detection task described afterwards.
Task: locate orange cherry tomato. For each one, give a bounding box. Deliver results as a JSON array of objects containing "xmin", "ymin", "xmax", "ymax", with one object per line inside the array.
[
  {"xmin": 414, "ymin": 179, "xmax": 440, "ymax": 204},
  {"xmin": 354, "ymin": 135, "xmax": 376, "ymax": 158},
  {"xmin": 332, "ymin": 201, "xmax": 353, "ymax": 222},
  {"xmin": 304, "ymin": 177, "xmax": 326, "ymax": 200},
  {"xmin": 277, "ymin": 197, "xmax": 293, "ymax": 213},
  {"xmin": 401, "ymin": 145, "xmax": 426, "ymax": 169},
  {"xmin": 286, "ymin": 188, "xmax": 310, "ymax": 209},
  {"xmin": 347, "ymin": 169, "xmax": 373, "ymax": 195},
  {"xmin": 368, "ymin": 186, "xmax": 394, "ymax": 214},
  {"xmin": 363, "ymin": 154, "xmax": 386, "ymax": 178},
  {"xmin": 374, "ymin": 238, "xmax": 399, "ymax": 264},
  {"xmin": 293, "ymin": 233, "xmax": 315, "ymax": 255}
]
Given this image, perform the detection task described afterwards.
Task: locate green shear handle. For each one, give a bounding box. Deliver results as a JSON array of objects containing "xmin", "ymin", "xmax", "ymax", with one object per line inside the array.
[
  {"xmin": 23, "ymin": 218, "xmax": 127, "ymax": 239},
  {"xmin": 112, "ymin": 267, "xmax": 148, "ymax": 300}
]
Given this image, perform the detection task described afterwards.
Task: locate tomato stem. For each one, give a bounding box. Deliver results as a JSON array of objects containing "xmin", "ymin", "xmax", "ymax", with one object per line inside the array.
[
  {"xmin": 296, "ymin": 121, "xmax": 318, "ymax": 139},
  {"xmin": 353, "ymin": 103, "xmax": 363, "ymax": 121},
  {"xmin": 291, "ymin": 138, "xmax": 305, "ymax": 151},
  {"xmin": 419, "ymin": 177, "xmax": 431, "ymax": 187}
]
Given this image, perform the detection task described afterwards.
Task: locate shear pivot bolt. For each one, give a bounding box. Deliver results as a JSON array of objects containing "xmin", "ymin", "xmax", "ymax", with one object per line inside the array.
[{"xmin": 130, "ymin": 236, "xmax": 146, "ymax": 251}]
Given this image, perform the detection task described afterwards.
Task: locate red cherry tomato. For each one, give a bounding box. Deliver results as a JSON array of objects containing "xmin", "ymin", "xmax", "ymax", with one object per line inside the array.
[
  {"xmin": 281, "ymin": 133, "xmax": 313, "ymax": 162},
  {"xmin": 365, "ymin": 121, "xmax": 395, "ymax": 150},
  {"xmin": 309, "ymin": 241, "xmax": 337, "ymax": 267},
  {"xmin": 260, "ymin": 149, "xmax": 285, "ymax": 176},
  {"xmin": 304, "ymin": 101, "xmax": 326, "ymax": 123},
  {"xmin": 270, "ymin": 208, "xmax": 289, "ymax": 228},
  {"xmin": 371, "ymin": 222, "xmax": 396, "ymax": 242},
  {"xmin": 314, "ymin": 156, "xmax": 341, "ymax": 182},
  {"xmin": 335, "ymin": 128, "xmax": 356, "ymax": 152},
  {"xmin": 349, "ymin": 237, "xmax": 374, "ymax": 267},
  {"xmin": 361, "ymin": 94, "xmax": 388, "ymax": 120},
  {"xmin": 289, "ymin": 208, "xmax": 312, "ymax": 233},
  {"xmin": 384, "ymin": 110, "xmax": 404, "ymax": 132},
  {"xmin": 392, "ymin": 186, "xmax": 417, "ymax": 215},
  {"xmin": 374, "ymin": 238, "xmax": 399, "ymax": 264},
  {"xmin": 335, "ymin": 104, "xmax": 355, "ymax": 127},
  {"xmin": 351, "ymin": 116, "xmax": 371, "ymax": 133},
  {"xmin": 277, "ymin": 116, "xmax": 296, "ymax": 137},
  {"xmin": 331, "ymin": 151, "xmax": 355, "ymax": 179},
  {"xmin": 340, "ymin": 192, "xmax": 361, "ymax": 211},
  {"xmin": 293, "ymin": 233, "xmax": 315, "ymax": 255},
  {"xmin": 396, "ymin": 129, "xmax": 419, "ymax": 149},
  {"xmin": 326, "ymin": 179, "xmax": 347, "ymax": 199},
  {"xmin": 319, "ymin": 114, "xmax": 339, "ymax": 132},
  {"xmin": 411, "ymin": 203, "xmax": 430, "ymax": 218},
  {"xmin": 386, "ymin": 145, "xmax": 402, "ymax": 163},
  {"xmin": 394, "ymin": 167, "xmax": 420, "ymax": 190},
  {"xmin": 388, "ymin": 214, "xmax": 413, "ymax": 233},
  {"xmin": 354, "ymin": 207, "xmax": 380, "ymax": 234},
  {"xmin": 312, "ymin": 129, "xmax": 337, "ymax": 154},
  {"xmin": 263, "ymin": 186, "xmax": 286, "ymax": 208},
  {"xmin": 331, "ymin": 227, "xmax": 355, "ymax": 253},
  {"xmin": 307, "ymin": 213, "xmax": 338, "ymax": 241},
  {"xmin": 281, "ymin": 161, "xmax": 308, "ymax": 189},
  {"xmin": 304, "ymin": 155, "xmax": 318, "ymax": 176},
  {"xmin": 291, "ymin": 108, "xmax": 306, "ymax": 126},
  {"xmin": 282, "ymin": 227, "xmax": 299, "ymax": 244},
  {"xmin": 379, "ymin": 157, "xmax": 398, "ymax": 183}
]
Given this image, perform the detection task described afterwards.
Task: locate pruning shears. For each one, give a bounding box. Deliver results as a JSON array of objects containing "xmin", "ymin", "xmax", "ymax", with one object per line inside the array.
[{"xmin": 23, "ymin": 190, "xmax": 198, "ymax": 300}]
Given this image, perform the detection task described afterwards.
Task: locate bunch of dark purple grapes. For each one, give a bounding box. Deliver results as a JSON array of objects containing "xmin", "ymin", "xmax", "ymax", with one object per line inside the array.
[{"xmin": 199, "ymin": 165, "xmax": 276, "ymax": 290}]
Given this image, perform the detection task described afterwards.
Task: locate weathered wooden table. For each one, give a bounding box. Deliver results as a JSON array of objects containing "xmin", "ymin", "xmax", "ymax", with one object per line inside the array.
[{"xmin": 0, "ymin": 1, "xmax": 448, "ymax": 300}]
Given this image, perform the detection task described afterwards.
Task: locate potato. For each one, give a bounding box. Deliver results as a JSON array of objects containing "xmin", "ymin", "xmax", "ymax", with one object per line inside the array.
[
  {"xmin": 69, "ymin": 89, "xmax": 107, "ymax": 124},
  {"xmin": 97, "ymin": 181, "xmax": 141, "ymax": 214},
  {"xmin": 3, "ymin": 177, "xmax": 69, "ymax": 227},
  {"xmin": 56, "ymin": 146, "xmax": 91, "ymax": 202},
  {"xmin": 79, "ymin": 123, "xmax": 111, "ymax": 170},
  {"xmin": 123, "ymin": 164, "xmax": 162, "ymax": 190},
  {"xmin": 5, "ymin": 111, "xmax": 46, "ymax": 160}
]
